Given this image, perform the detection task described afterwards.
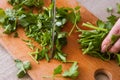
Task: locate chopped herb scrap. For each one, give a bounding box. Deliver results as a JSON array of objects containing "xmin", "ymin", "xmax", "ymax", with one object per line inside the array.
[
  {"xmin": 15, "ymin": 59, "xmax": 31, "ymax": 78},
  {"xmin": 53, "ymin": 65, "xmax": 62, "ymax": 75},
  {"xmin": 117, "ymin": 3, "xmax": 120, "ymax": 14},
  {"xmin": 22, "ymin": 39, "xmax": 35, "ymax": 50},
  {"xmin": 62, "ymin": 62, "xmax": 79, "ymax": 79},
  {"xmin": 43, "ymin": 62, "xmax": 79, "ymax": 80}
]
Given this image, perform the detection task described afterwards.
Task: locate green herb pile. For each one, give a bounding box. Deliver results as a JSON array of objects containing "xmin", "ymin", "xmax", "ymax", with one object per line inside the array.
[
  {"xmin": 78, "ymin": 3, "xmax": 120, "ymax": 64},
  {"xmin": 0, "ymin": 0, "xmax": 80, "ymax": 63}
]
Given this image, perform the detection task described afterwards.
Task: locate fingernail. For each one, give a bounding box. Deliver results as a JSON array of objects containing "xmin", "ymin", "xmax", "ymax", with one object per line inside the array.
[{"xmin": 101, "ymin": 45, "xmax": 107, "ymax": 53}]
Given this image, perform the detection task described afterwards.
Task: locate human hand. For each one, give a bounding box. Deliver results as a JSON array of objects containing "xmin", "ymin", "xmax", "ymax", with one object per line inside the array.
[{"xmin": 101, "ymin": 18, "xmax": 120, "ymax": 53}]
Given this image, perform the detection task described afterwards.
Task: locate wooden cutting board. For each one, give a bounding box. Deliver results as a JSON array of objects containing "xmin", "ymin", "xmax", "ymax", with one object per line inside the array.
[{"xmin": 0, "ymin": 0, "xmax": 120, "ymax": 80}]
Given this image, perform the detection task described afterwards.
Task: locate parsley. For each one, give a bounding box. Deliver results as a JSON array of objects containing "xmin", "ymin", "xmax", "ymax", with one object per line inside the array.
[
  {"xmin": 68, "ymin": 6, "xmax": 81, "ymax": 36},
  {"xmin": 107, "ymin": 7, "xmax": 113, "ymax": 13},
  {"xmin": 15, "ymin": 59, "xmax": 31, "ymax": 78},
  {"xmin": 43, "ymin": 62, "xmax": 79, "ymax": 80},
  {"xmin": 78, "ymin": 4, "xmax": 120, "ymax": 63},
  {"xmin": 8, "ymin": 0, "xmax": 44, "ymax": 8},
  {"xmin": 111, "ymin": 35, "xmax": 120, "ymax": 46},
  {"xmin": 62, "ymin": 62, "xmax": 79, "ymax": 79},
  {"xmin": 0, "ymin": 8, "xmax": 6, "ymax": 24},
  {"xmin": 78, "ymin": 21, "xmax": 111, "ymax": 60},
  {"xmin": 116, "ymin": 54, "xmax": 120, "ymax": 66},
  {"xmin": 0, "ymin": 0, "xmax": 82, "ymax": 79},
  {"xmin": 13, "ymin": 32, "xmax": 19, "ymax": 38},
  {"xmin": 53, "ymin": 65, "xmax": 62, "ymax": 75},
  {"xmin": 110, "ymin": 35, "xmax": 120, "ymax": 65},
  {"xmin": 0, "ymin": 8, "xmax": 17, "ymax": 34},
  {"xmin": 79, "ymin": 20, "xmax": 120, "ymax": 62},
  {"xmin": 29, "ymin": 47, "xmax": 49, "ymax": 63},
  {"xmin": 117, "ymin": 3, "xmax": 120, "ymax": 14},
  {"xmin": 107, "ymin": 14, "xmax": 118, "ymax": 26},
  {"xmin": 0, "ymin": 0, "xmax": 81, "ymax": 62},
  {"xmin": 54, "ymin": 51, "xmax": 67, "ymax": 62},
  {"xmin": 22, "ymin": 39, "xmax": 35, "ymax": 50}
]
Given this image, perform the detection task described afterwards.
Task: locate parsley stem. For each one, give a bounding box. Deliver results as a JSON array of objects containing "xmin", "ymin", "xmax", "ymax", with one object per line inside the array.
[
  {"xmin": 68, "ymin": 23, "xmax": 76, "ymax": 36},
  {"xmin": 42, "ymin": 75, "xmax": 63, "ymax": 78},
  {"xmin": 76, "ymin": 24, "xmax": 82, "ymax": 32},
  {"xmin": 66, "ymin": 61, "xmax": 76, "ymax": 63},
  {"xmin": 82, "ymin": 22, "xmax": 108, "ymax": 32},
  {"xmin": 28, "ymin": 53, "xmax": 39, "ymax": 64},
  {"xmin": 68, "ymin": 23, "xmax": 81, "ymax": 36},
  {"xmin": 42, "ymin": 75, "xmax": 54, "ymax": 78},
  {"xmin": 68, "ymin": 10, "xmax": 78, "ymax": 36}
]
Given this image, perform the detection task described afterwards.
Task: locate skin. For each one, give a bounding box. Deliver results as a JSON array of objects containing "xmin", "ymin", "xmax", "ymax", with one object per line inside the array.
[{"xmin": 101, "ymin": 18, "xmax": 120, "ymax": 53}]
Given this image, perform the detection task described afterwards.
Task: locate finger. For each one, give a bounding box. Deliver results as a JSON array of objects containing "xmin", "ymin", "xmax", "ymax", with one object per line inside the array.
[
  {"xmin": 109, "ymin": 38, "xmax": 120, "ymax": 53},
  {"xmin": 101, "ymin": 35, "xmax": 111, "ymax": 52},
  {"xmin": 101, "ymin": 19, "xmax": 120, "ymax": 52}
]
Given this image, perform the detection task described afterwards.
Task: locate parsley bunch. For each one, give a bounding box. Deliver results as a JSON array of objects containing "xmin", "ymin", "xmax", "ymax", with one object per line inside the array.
[{"xmin": 78, "ymin": 4, "xmax": 120, "ymax": 64}]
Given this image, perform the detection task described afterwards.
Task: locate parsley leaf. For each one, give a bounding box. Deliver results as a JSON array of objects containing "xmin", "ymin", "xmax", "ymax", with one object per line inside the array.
[
  {"xmin": 107, "ymin": 14, "xmax": 118, "ymax": 26},
  {"xmin": 15, "ymin": 59, "xmax": 31, "ymax": 78},
  {"xmin": 29, "ymin": 47, "xmax": 49, "ymax": 63},
  {"xmin": 8, "ymin": 0, "xmax": 44, "ymax": 8},
  {"xmin": 54, "ymin": 65, "xmax": 62, "ymax": 75},
  {"xmin": 43, "ymin": 62, "xmax": 79, "ymax": 79},
  {"xmin": 107, "ymin": 7, "xmax": 113, "ymax": 13},
  {"xmin": 0, "ymin": 8, "xmax": 17, "ymax": 34},
  {"xmin": 54, "ymin": 51, "xmax": 67, "ymax": 62},
  {"xmin": 116, "ymin": 54, "xmax": 120, "ymax": 66},
  {"xmin": 62, "ymin": 62, "xmax": 79, "ymax": 79},
  {"xmin": 111, "ymin": 35, "xmax": 120, "ymax": 45},
  {"xmin": 117, "ymin": 3, "xmax": 120, "ymax": 14},
  {"xmin": 0, "ymin": 8, "xmax": 6, "ymax": 23}
]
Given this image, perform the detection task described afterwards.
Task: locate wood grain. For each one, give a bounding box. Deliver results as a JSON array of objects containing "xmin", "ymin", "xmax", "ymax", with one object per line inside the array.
[{"xmin": 0, "ymin": 0, "xmax": 120, "ymax": 80}]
